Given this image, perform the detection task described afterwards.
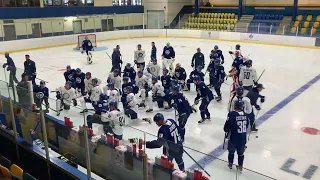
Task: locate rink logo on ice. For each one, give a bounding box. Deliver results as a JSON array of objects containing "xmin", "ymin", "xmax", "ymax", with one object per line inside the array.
[
  {"xmin": 280, "ymin": 158, "xmax": 318, "ymax": 179},
  {"xmin": 301, "ymin": 127, "xmax": 320, "ymax": 135}
]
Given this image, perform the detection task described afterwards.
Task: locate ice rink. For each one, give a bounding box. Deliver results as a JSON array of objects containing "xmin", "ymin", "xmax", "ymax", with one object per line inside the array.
[{"xmin": 2, "ymin": 37, "xmax": 320, "ymax": 180}]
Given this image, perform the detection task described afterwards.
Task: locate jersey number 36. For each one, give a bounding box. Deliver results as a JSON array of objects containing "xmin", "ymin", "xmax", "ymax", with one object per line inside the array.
[{"xmin": 237, "ymin": 121, "xmax": 247, "ymax": 133}]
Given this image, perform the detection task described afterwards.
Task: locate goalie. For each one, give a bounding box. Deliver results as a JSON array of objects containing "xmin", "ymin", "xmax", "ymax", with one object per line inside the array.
[
  {"xmin": 81, "ymin": 36, "xmax": 94, "ymax": 64},
  {"xmin": 56, "ymin": 81, "xmax": 79, "ymax": 116}
]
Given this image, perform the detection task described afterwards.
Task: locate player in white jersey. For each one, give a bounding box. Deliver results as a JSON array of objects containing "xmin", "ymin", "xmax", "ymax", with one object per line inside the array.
[
  {"xmin": 239, "ymin": 60, "xmax": 257, "ymax": 95},
  {"xmin": 134, "ymin": 44, "xmax": 146, "ymax": 69},
  {"xmin": 228, "ymin": 86, "xmax": 252, "ymax": 115},
  {"xmin": 122, "ymin": 86, "xmax": 139, "ymax": 121},
  {"xmin": 146, "ymin": 76, "xmax": 166, "ymax": 112},
  {"xmin": 56, "ymin": 81, "xmax": 79, "ymax": 116},
  {"xmin": 135, "ymin": 70, "xmax": 149, "ymax": 108},
  {"xmin": 80, "ymin": 78, "xmax": 102, "ymax": 114},
  {"xmin": 84, "ymin": 72, "xmax": 101, "ymax": 95},
  {"xmin": 146, "ymin": 58, "xmax": 161, "ymax": 78},
  {"xmin": 103, "ymin": 82, "xmax": 120, "ymax": 103},
  {"xmin": 107, "ymin": 69, "xmax": 122, "ymax": 90},
  {"xmin": 101, "ymin": 101, "xmax": 125, "ymax": 140}
]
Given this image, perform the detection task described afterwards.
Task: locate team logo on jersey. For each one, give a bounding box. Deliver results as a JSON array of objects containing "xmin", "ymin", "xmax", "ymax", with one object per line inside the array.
[
  {"xmin": 138, "ymin": 52, "xmax": 144, "ymax": 57},
  {"xmin": 138, "ymin": 81, "xmax": 144, "ymax": 87},
  {"xmin": 158, "ymin": 133, "xmax": 163, "ymax": 138},
  {"xmin": 76, "ymin": 77, "xmax": 82, "ymax": 83},
  {"xmin": 68, "ymin": 74, "xmax": 74, "ymax": 80},
  {"xmin": 165, "ymin": 50, "xmax": 170, "ymax": 55},
  {"xmin": 163, "ymin": 80, "xmax": 166, "ymax": 85},
  {"xmin": 151, "ymin": 67, "xmax": 156, "ymax": 72},
  {"xmin": 36, "ymin": 92, "xmax": 44, "ymax": 99},
  {"xmin": 175, "ymin": 72, "xmax": 180, "ymax": 77}
]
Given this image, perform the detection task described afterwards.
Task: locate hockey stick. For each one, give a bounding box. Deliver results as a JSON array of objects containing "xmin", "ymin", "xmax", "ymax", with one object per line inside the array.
[
  {"xmin": 248, "ymin": 106, "xmax": 261, "ymax": 141},
  {"xmin": 222, "ymin": 132, "xmax": 228, "ymax": 149},
  {"xmin": 256, "ymin": 69, "xmax": 265, "ymax": 83},
  {"xmin": 183, "ymin": 149, "xmax": 211, "ymax": 177},
  {"xmin": 105, "ymin": 47, "xmax": 112, "ymax": 61}
]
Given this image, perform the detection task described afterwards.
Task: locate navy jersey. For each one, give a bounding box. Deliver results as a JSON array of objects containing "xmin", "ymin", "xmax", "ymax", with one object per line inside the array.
[
  {"xmin": 215, "ymin": 49, "xmax": 224, "ymax": 61},
  {"xmin": 232, "ymin": 56, "xmax": 244, "ymax": 75},
  {"xmin": 75, "ymin": 72, "xmax": 85, "ymax": 88},
  {"xmin": 64, "ymin": 69, "xmax": 76, "ymax": 83},
  {"xmin": 209, "ymin": 53, "xmax": 219, "ymax": 61},
  {"xmin": 123, "ymin": 67, "xmax": 136, "ymax": 83},
  {"xmin": 161, "ymin": 75, "xmax": 172, "ymax": 89},
  {"xmin": 189, "ymin": 70, "xmax": 204, "ymax": 81},
  {"xmin": 151, "ymin": 46, "xmax": 157, "ymax": 60},
  {"xmin": 195, "ymin": 82, "xmax": 214, "ymax": 101},
  {"xmin": 210, "ymin": 65, "xmax": 225, "ymax": 83},
  {"xmin": 94, "ymin": 100, "xmax": 108, "ymax": 115},
  {"xmin": 224, "ymin": 111, "xmax": 249, "ymax": 146},
  {"xmin": 33, "ymin": 85, "xmax": 49, "ymax": 98},
  {"xmin": 171, "ymin": 93, "xmax": 191, "ymax": 115},
  {"xmin": 146, "ymin": 119, "xmax": 182, "ymax": 152},
  {"xmin": 162, "ymin": 46, "xmax": 175, "ymax": 59},
  {"xmin": 173, "ymin": 67, "xmax": 187, "ymax": 81},
  {"xmin": 122, "ymin": 82, "xmax": 139, "ymax": 94},
  {"xmin": 82, "ymin": 39, "xmax": 93, "ymax": 51},
  {"xmin": 192, "ymin": 52, "xmax": 205, "ymax": 68}
]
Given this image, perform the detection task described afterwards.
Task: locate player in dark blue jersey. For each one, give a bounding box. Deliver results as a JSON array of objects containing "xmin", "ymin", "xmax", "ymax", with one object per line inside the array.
[
  {"xmin": 224, "ymin": 99, "xmax": 249, "ymax": 172},
  {"xmin": 191, "ymin": 48, "xmax": 205, "ymax": 69},
  {"xmin": 75, "ymin": 68, "xmax": 86, "ymax": 95},
  {"xmin": 64, "ymin": 65, "xmax": 76, "ymax": 85},
  {"xmin": 86, "ymin": 94, "xmax": 109, "ymax": 132},
  {"xmin": 81, "ymin": 36, "xmax": 94, "ymax": 64},
  {"xmin": 146, "ymin": 113, "xmax": 185, "ymax": 171},
  {"xmin": 231, "ymin": 50, "xmax": 243, "ymax": 76},
  {"xmin": 151, "ymin": 42, "xmax": 157, "ymax": 60},
  {"xmin": 186, "ymin": 65, "xmax": 205, "ymax": 91},
  {"xmin": 173, "ymin": 63, "xmax": 187, "ymax": 90},
  {"xmin": 193, "ymin": 75, "xmax": 214, "ymax": 124},
  {"xmin": 170, "ymin": 85, "xmax": 191, "ymax": 142},
  {"xmin": 162, "ymin": 42, "xmax": 175, "ymax": 74},
  {"xmin": 33, "ymin": 80, "xmax": 50, "ymax": 112},
  {"xmin": 123, "ymin": 63, "xmax": 136, "ymax": 83},
  {"xmin": 213, "ymin": 45, "xmax": 225, "ymax": 64},
  {"xmin": 246, "ymin": 83, "xmax": 265, "ymax": 132},
  {"xmin": 208, "ymin": 58, "xmax": 225, "ymax": 101},
  {"xmin": 209, "ymin": 50, "xmax": 219, "ymax": 61},
  {"xmin": 161, "ymin": 68, "xmax": 172, "ymax": 89}
]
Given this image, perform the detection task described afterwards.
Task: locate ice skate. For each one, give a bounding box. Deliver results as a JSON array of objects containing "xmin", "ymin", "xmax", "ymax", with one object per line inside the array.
[
  {"xmin": 80, "ymin": 109, "xmax": 88, "ymax": 114},
  {"xmin": 146, "ymin": 109, "xmax": 153, "ymax": 113},
  {"xmin": 251, "ymin": 125, "xmax": 258, "ymax": 132},
  {"xmin": 138, "ymin": 102, "xmax": 146, "ymax": 108},
  {"xmin": 228, "ymin": 163, "xmax": 233, "ymax": 170},
  {"xmin": 237, "ymin": 166, "xmax": 243, "ymax": 173},
  {"xmin": 216, "ymin": 96, "xmax": 222, "ymax": 102},
  {"xmin": 205, "ymin": 116, "xmax": 211, "ymax": 121},
  {"xmin": 198, "ymin": 119, "xmax": 206, "ymax": 124},
  {"xmin": 142, "ymin": 118, "xmax": 152, "ymax": 124}
]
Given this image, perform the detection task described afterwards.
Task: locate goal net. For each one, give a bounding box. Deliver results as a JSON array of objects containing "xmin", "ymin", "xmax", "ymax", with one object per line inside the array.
[{"xmin": 75, "ymin": 34, "xmax": 97, "ymax": 50}]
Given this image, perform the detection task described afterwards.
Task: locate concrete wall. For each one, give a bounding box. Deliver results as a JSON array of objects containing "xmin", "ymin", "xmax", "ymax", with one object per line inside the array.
[{"xmin": 209, "ymin": 0, "xmax": 320, "ymax": 6}]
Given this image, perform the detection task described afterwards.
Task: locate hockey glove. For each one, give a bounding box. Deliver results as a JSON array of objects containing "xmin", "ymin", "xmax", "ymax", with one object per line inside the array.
[
  {"xmin": 119, "ymin": 60, "xmax": 123, "ymax": 64},
  {"xmin": 6, "ymin": 66, "xmax": 10, "ymax": 71},
  {"xmin": 229, "ymin": 51, "xmax": 234, "ymax": 54},
  {"xmin": 239, "ymin": 81, "xmax": 243, "ymax": 86},
  {"xmin": 2, "ymin": 63, "xmax": 6, "ymax": 68},
  {"xmin": 172, "ymin": 103, "xmax": 178, "ymax": 109},
  {"xmin": 221, "ymin": 60, "xmax": 225, "ymax": 64},
  {"xmin": 260, "ymin": 96, "xmax": 265, "ymax": 103},
  {"xmin": 255, "ymin": 105, "xmax": 261, "ymax": 111},
  {"xmin": 191, "ymin": 62, "xmax": 194, "ymax": 68},
  {"xmin": 56, "ymin": 92, "xmax": 61, "ymax": 99},
  {"xmin": 194, "ymin": 99, "xmax": 200, "ymax": 105},
  {"xmin": 134, "ymin": 60, "xmax": 137, "ymax": 64},
  {"xmin": 72, "ymin": 99, "xmax": 77, "ymax": 106}
]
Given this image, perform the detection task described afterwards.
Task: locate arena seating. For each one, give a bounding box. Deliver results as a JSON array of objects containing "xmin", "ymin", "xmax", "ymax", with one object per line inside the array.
[
  {"xmin": 290, "ymin": 15, "xmax": 320, "ymax": 36},
  {"xmin": 248, "ymin": 14, "xmax": 282, "ymax": 34},
  {"xmin": 0, "ymin": 156, "xmax": 36, "ymax": 180},
  {"xmin": 183, "ymin": 12, "xmax": 238, "ymax": 31}
]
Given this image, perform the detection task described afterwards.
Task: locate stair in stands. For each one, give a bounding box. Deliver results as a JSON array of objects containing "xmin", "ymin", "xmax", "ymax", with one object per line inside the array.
[
  {"xmin": 175, "ymin": 13, "xmax": 192, "ymax": 29},
  {"xmin": 235, "ymin": 15, "xmax": 254, "ymax": 33},
  {"xmin": 276, "ymin": 16, "xmax": 292, "ymax": 35}
]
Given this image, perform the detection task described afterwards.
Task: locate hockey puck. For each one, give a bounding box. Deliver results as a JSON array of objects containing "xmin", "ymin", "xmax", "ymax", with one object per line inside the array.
[{"xmin": 256, "ymin": 136, "xmax": 258, "ymax": 138}]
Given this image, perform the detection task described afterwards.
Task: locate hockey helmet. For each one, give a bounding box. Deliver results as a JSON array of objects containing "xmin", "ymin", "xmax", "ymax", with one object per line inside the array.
[
  {"xmin": 40, "ymin": 80, "xmax": 46, "ymax": 85},
  {"xmin": 113, "ymin": 69, "xmax": 120, "ymax": 74},
  {"xmin": 86, "ymin": 72, "xmax": 91, "ymax": 76},
  {"xmin": 151, "ymin": 58, "xmax": 157, "ymax": 62},
  {"xmin": 66, "ymin": 65, "xmax": 71, "ymax": 69},
  {"xmin": 197, "ymin": 47, "xmax": 201, "ymax": 52},
  {"xmin": 76, "ymin": 68, "xmax": 81, "ymax": 74},
  {"xmin": 163, "ymin": 68, "xmax": 169, "ymax": 74},
  {"xmin": 137, "ymin": 44, "xmax": 142, "ymax": 47},
  {"xmin": 236, "ymin": 86, "xmax": 244, "ymax": 95},
  {"xmin": 175, "ymin": 63, "xmax": 181, "ymax": 68},
  {"xmin": 92, "ymin": 78, "xmax": 98, "ymax": 84},
  {"xmin": 214, "ymin": 45, "xmax": 219, "ymax": 50},
  {"xmin": 234, "ymin": 99, "xmax": 244, "ymax": 110},
  {"xmin": 100, "ymin": 93, "xmax": 108, "ymax": 100},
  {"xmin": 166, "ymin": 42, "xmax": 170, "ymax": 46},
  {"xmin": 196, "ymin": 65, "xmax": 203, "ymax": 70},
  {"xmin": 236, "ymin": 44, "xmax": 241, "ymax": 50},
  {"xmin": 170, "ymin": 85, "xmax": 180, "ymax": 92},
  {"xmin": 109, "ymin": 101, "xmax": 118, "ymax": 108},
  {"xmin": 152, "ymin": 76, "xmax": 158, "ymax": 82},
  {"xmin": 153, "ymin": 113, "xmax": 164, "ymax": 122},
  {"xmin": 124, "ymin": 86, "xmax": 133, "ymax": 93},
  {"xmin": 245, "ymin": 59, "xmax": 253, "ymax": 67},
  {"xmin": 123, "ymin": 76, "xmax": 129, "ymax": 82},
  {"xmin": 126, "ymin": 63, "xmax": 131, "ymax": 67},
  {"xmin": 107, "ymin": 82, "xmax": 114, "ymax": 88},
  {"xmin": 193, "ymin": 75, "xmax": 201, "ymax": 81},
  {"xmin": 171, "ymin": 78, "xmax": 178, "ymax": 85},
  {"xmin": 137, "ymin": 70, "xmax": 143, "ymax": 75},
  {"xmin": 66, "ymin": 81, "xmax": 72, "ymax": 87}
]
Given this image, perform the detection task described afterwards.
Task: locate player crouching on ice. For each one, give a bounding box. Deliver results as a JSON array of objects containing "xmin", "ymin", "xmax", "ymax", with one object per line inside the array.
[
  {"xmin": 145, "ymin": 113, "xmax": 185, "ymax": 171},
  {"xmin": 79, "ymin": 78, "xmax": 102, "ymax": 114},
  {"xmin": 33, "ymin": 80, "xmax": 49, "ymax": 113},
  {"xmin": 207, "ymin": 58, "xmax": 225, "ymax": 102},
  {"xmin": 56, "ymin": 81, "xmax": 79, "ymax": 116},
  {"xmin": 146, "ymin": 76, "xmax": 167, "ymax": 112},
  {"xmin": 81, "ymin": 36, "xmax": 94, "ymax": 64},
  {"xmin": 162, "ymin": 42, "xmax": 175, "ymax": 75},
  {"xmin": 185, "ymin": 65, "xmax": 205, "ymax": 91}
]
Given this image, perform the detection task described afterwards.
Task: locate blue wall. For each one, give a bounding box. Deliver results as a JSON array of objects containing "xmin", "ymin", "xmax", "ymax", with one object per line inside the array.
[{"xmin": 0, "ymin": 6, "xmax": 144, "ymax": 19}]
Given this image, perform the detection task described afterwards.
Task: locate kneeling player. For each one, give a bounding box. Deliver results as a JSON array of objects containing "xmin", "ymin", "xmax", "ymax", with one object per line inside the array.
[
  {"xmin": 81, "ymin": 36, "xmax": 94, "ymax": 64},
  {"xmin": 103, "ymin": 82, "xmax": 120, "ymax": 103},
  {"xmin": 135, "ymin": 71, "xmax": 149, "ymax": 108},
  {"xmin": 79, "ymin": 78, "xmax": 102, "ymax": 114},
  {"xmin": 107, "ymin": 69, "xmax": 122, "ymax": 90},
  {"xmin": 123, "ymin": 86, "xmax": 138, "ymax": 121},
  {"xmin": 86, "ymin": 93, "xmax": 109, "ymax": 131},
  {"xmin": 173, "ymin": 63, "xmax": 187, "ymax": 90},
  {"xmin": 56, "ymin": 81, "xmax": 78, "ymax": 116},
  {"xmin": 146, "ymin": 76, "xmax": 166, "ymax": 112},
  {"xmin": 186, "ymin": 65, "xmax": 204, "ymax": 91},
  {"xmin": 33, "ymin": 80, "xmax": 49, "ymax": 112}
]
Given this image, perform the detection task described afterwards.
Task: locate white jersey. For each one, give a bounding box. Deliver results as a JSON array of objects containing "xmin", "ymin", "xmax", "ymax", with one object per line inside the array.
[
  {"xmin": 150, "ymin": 82, "xmax": 165, "ymax": 97},
  {"xmin": 134, "ymin": 49, "xmax": 146, "ymax": 63},
  {"xmin": 108, "ymin": 73, "xmax": 122, "ymax": 90},
  {"xmin": 126, "ymin": 92, "xmax": 138, "ymax": 112},
  {"xmin": 135, "ymin": 75, "xmax": 149, "ymax": 89},
  {"xmin": 143, "ymin": 69, "xmax": 152, "ymax": 82},
  {"xmin": 239, "ymin": 66, "xmax": 257, "ymax": 87},
  {"xmin": 228, "ymin": 96, "xmax": 252, "ymax": 114},
  {"xmin": 147, "ymin": 63, "xmax": 161, "ymax": 77},
  {"xmin": 109, "ymin": 89, "xmax": 120, "ymax": 102},
  {"xmin": 57, "ymin": 86, "xmax": 79, "ymax": 105},
  {"xmin": 84, "ymin": 77, "xmax": 101, "ymax": 94},
  {"xmin": 90, "ymin": 85, "xmax": 102, "ymax": 102},
  {"xmin": 101, "ymin": 110, "xmax": 125, "ymax": 136}
]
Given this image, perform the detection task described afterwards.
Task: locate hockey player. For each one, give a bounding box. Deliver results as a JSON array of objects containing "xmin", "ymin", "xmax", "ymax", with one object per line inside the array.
[
  {"xmin": 239, "ymin": 59, "xmax": 257, "ymax": 94},
  {"xmin": 134, "ymin": 44, "xmax": 146, "ymax": 69},
  {"xmin": 111, "ymin": 48, "xmax": 122, "ymax": 72},
  {"xmin": 24, "ymin": 54, "xmax": 36, "ymax": 84},
  {"xmin": 84, "ymin": 72, "xmax": 101, "ymax": 95},
  {"xmin": 81, "ymin": 36, "xmax": 94, "ymax": 64},
  {"xmin": 135, "ymin": 71, "xmax": 149, "ymax": 108},
  {"xmin": 207, "ymin": 59, "xmax": 225, "ymax": 101},
  {"xmin": 56, "ymin": 81, "xmax": 78, "ymax": 116},
  {"xmin": 231, "ymin": 50, "xmax": 244, "ymax": 76},
  {"xmin": 123, "ymin": 63, "xmax": 136, "ymax": 83},
  {"xmin": 107, "ymin": 69, "xmax": 122, "ymax": 90},
  {"xmin": 228, "ymin": 44, "xmax": 241, "ymax": 55},
  {"xmin": 186, "ymin": 65, "xmax": 204, "ymax": 91},
  {"xmin": 122, "ymin": 86, "xmax": 138, "ymax": 121},
  {"xmin": 193, "ymin": 75, "xmax": 214, "ymax": 123},
  {"xmin": 209, "ymin": 50, "xmax": 219, "ymax": 62},
  {"xmin": 228, "ymin": 87, "xmax": 252, "ymax": 116},
  {"xmin": 151, "ymin": 42, "xmax": 157, "ymax": 60},
  {"xmin": 162, "ymin": 42, "xmax": 175, "ymax": 74},
  {"xmin": 146, "ymin": 58, "xmax": 161, "ymax": 78},
  {"xmin": 173, "ymin": 63, "xmax": 187, "ymax": 90},
  {"xmin": 224, "ymin": 99, "xmax": 248, "ymax": 172},
  {"xmin": 191, "ymin": 48, "xmax": 205, "ymax": 70},
  {"xmin": 86, "ymin": 94, "xmax": 108, "ymax": 129},
  {"xmin": 160, "ymin": 68, "xmax": 172, "ymax": 90},
  {"xmin": 213, "ymin": 45, "xmax": 225, "ymax": 64},
  {"xmin": 79, "ymin": 78, "xmax": 102, "ymax": 114},
  {"xmin": 145, "ymin": 113, "xmax": 185, "ymax": 171},
  {"xmin": 74, "ymin": 68, "xmax": 86, "ymax": 95},
  {"xmin": 64, "ymin": 65, "xmax": 76, "ymax": 84},
  {"xmin": 33, "ymin": 80, "xmax": 49, "ymax": 112},
  {"xmin": 171, "ymin": 85, "xmax": 191, "ymax": 142},
  {"xmin": 246, "ymin": 84, "xmax": 265, "ymax": 132},
  {"xmin": 103, "ymin": 82, "xmax": 120, "ymax": 103},
  {"xmin": 146, "ymin": 76, "xmax": 166, "ymax": 112}
]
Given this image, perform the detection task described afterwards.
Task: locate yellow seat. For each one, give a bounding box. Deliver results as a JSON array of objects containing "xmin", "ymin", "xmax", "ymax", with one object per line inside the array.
[
  {"xmin": 230, "ymin": 24, "xmax": 235, "ymax": 30},
  {"xmin": 297, "ymin": 15, "xmax": 303, "ymax": 21},
  {"xmin": 306, "ymin": 15, "xmax": 312, "ymax": 21},
  {"xmin": 291, "ymin": 27, "xmax": 297, "ymax": 34},
  {"xmin": 303, "ymin": 21, "xmax": 309, "ymax": 28},
  {"xmin": 317, "ymin": 15, "xmax": 320, "ymax": 22},
  {"xmin": 294, "ymin": 21, "xmax": 300, "ymax": 27},
  {"xmin": 0, "ymin": 165, "xmax": 11, "ymax": 179},
  {"xmin": 11, "ymin": 164, "xmax": 23, "ymax": 178},
  {"xmin": 234, "ymin": 19, "xmax": 238, "ymax": 24},
  {"xmin": 313, "ymin": 22, "xmax": 319, "ymax": 28},
  {"xmin": 213, "ymin": 13, "xmax": 218, "ymax": 18},
  {"xmin": 311, "ymin": 28, "xmax": 316, "ymax": 35},
  {"xmin": 301, "ymin": 28, "xmax": 306, "ymax": 34},
  {"xmin": 231, "ymin": 13, "xmax": 235, "ymax": 19}
]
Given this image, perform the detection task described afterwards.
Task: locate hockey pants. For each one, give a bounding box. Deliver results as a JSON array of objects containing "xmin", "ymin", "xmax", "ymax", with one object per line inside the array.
[
  {"xmin": 199, "ymin": 98, "xmax": 211, "ymax": 119},
  {"xmin": 163, "ymin": 147, "xmax": 185, "ymax": 171},
  {"xmin": 162, "ymin": 58, "xmax": 174, "ymax": 74},
  {"xmin": 178, "ymin": 113, "xmax": 190, "ymax": 141},
  {"xmin": 124, "ymin": 108, "xmax": 138, "ymax": 120},
  {"xmin": 248, "ymin": 111, "xmax": 256, "ymax": 129},
  {"xmin": 228, "ymin": 141, "xmax": 245, "ymax": 166}
]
